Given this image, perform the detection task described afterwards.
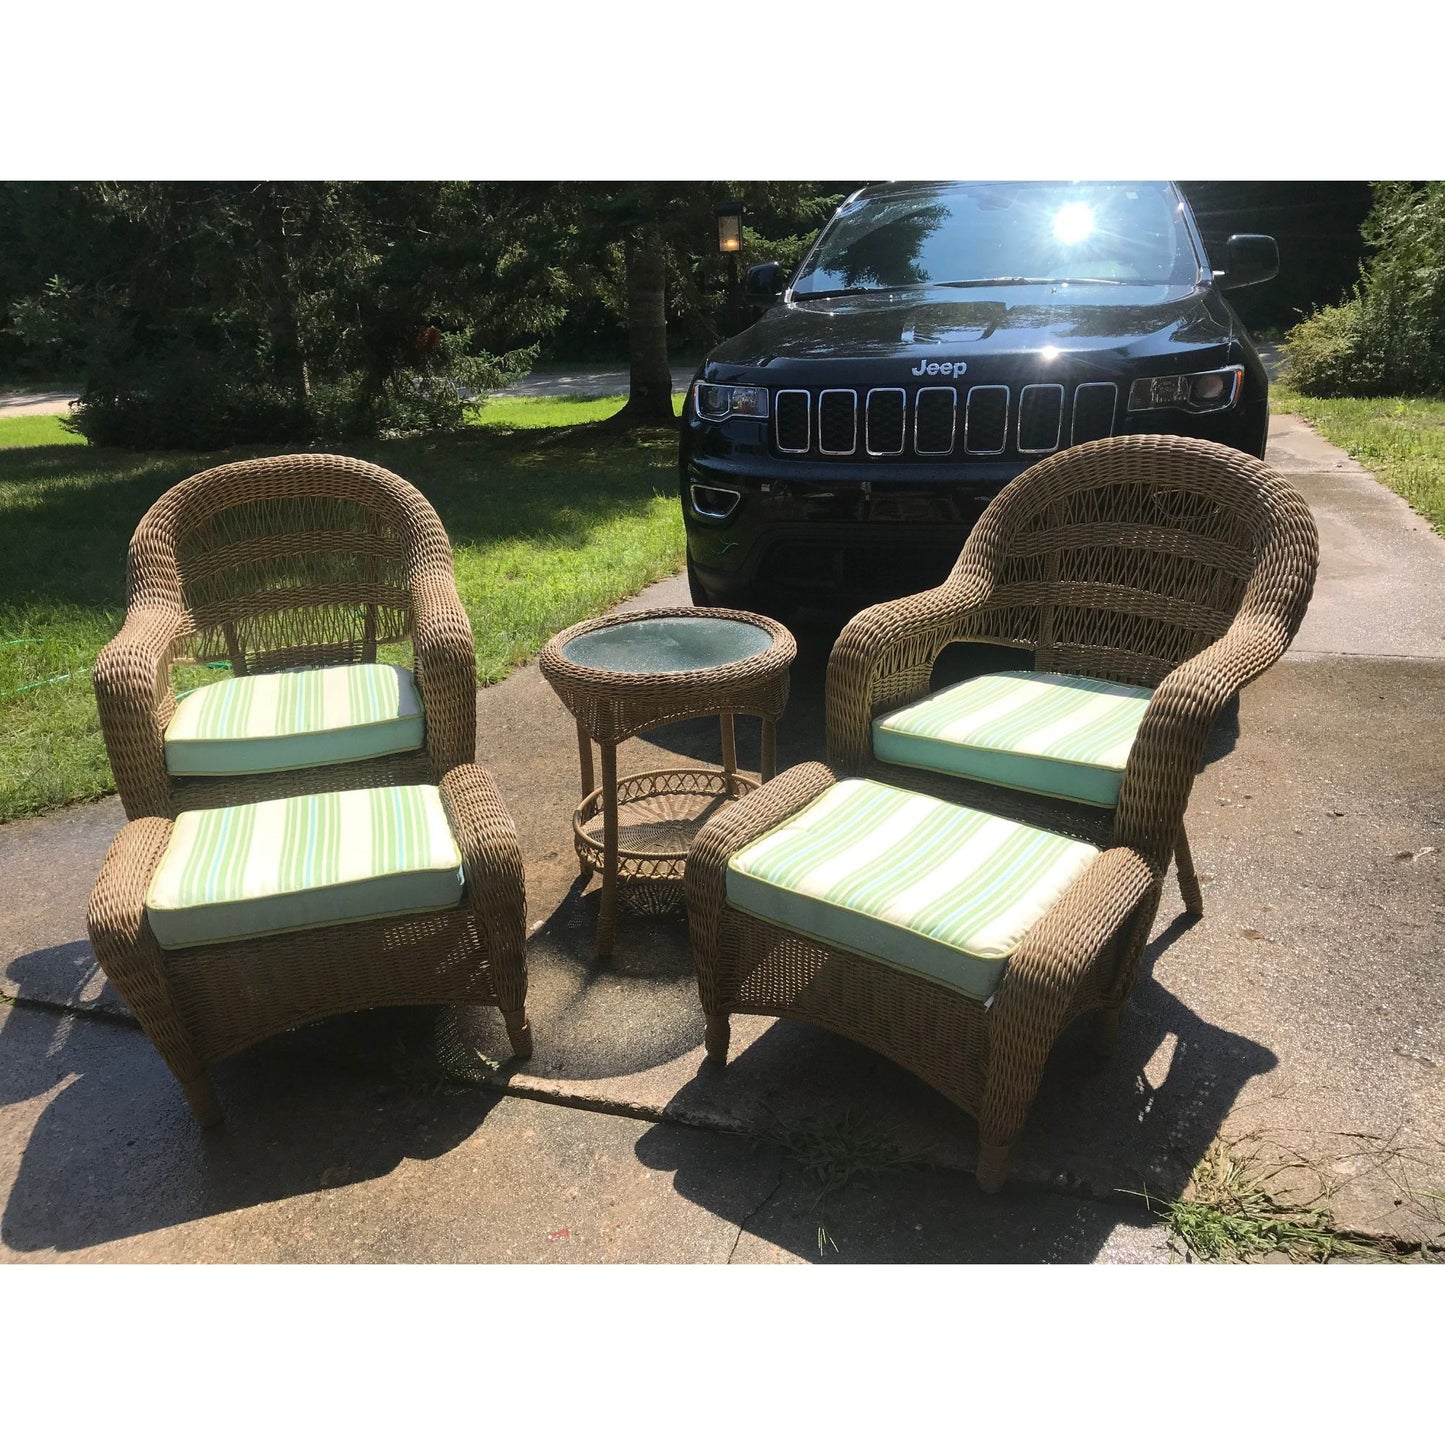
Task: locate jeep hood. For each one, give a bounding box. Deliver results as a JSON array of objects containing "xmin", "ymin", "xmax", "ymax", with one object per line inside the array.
[{"xmin": 704, "ymin": 281, "xmax": 1231, "ymax": 371}]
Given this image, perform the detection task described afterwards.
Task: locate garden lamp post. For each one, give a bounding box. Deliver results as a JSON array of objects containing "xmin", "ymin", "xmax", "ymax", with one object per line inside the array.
[{"xmin": 714, "ymin": 200, "xmax": 743, "ymax": 332}]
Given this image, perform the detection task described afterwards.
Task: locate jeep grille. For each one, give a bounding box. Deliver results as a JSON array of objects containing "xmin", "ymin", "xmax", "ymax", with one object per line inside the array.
[
  {"xmin": 774, "ymin": 390, "xmax": 810, "ymax": 453},
  {"xmin": 1071, "ymin": 382, "xmax": 1118, "ymax": 445},
  {"xmin": 1017, "ymin": 384, "xmax": 1065, "ymax": 454},
  {"xmin": 865, "ymin": 388, "xmax": 906, "ymax": 456},
  {"xmin": 770, "ymin": 382, "xmax": 1116, "ymax": 460},
  {"xmin": 964, "ymin": 386, "xmax": 1009, "ymax": 455},
  {"xmin": 915, "ymin": 387, "xmax": 956, "ymax": 455},
  {"xmin": 817, "ymin": 390, "xmax": 857, "ymax": 454}
]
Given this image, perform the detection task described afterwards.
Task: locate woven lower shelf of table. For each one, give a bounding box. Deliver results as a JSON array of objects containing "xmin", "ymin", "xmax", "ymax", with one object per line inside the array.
[{"xmin": 574, "ymin": 767, "xmax": 758, "ymax": 915}]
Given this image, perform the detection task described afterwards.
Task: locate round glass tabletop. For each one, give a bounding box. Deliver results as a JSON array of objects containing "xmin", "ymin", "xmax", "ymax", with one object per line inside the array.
[{"xmin": 560, "ymin": 615, "xmax": 775, "ymax": 675}]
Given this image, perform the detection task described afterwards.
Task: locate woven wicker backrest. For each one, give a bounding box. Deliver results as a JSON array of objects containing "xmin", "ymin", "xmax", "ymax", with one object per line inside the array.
[
  {"xmin": 127, "ymin": 453, "xmax": 451, "ymax": 675},
  {"xmin": 948, "ymin": 435, "xmax": 1311, "ymax": 687}
]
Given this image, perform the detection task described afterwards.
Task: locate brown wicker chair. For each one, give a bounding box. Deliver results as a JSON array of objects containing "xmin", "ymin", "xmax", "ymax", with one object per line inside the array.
[
  {"xmin": 687, "ymin": 435, "xmax": 1320, "ymax": 1190},
  {"xmin": 94, "ymin": 453, "xmax": 477, "ymax": 820}
]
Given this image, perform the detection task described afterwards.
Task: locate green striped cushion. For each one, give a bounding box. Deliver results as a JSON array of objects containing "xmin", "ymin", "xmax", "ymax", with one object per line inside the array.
[
  {"xmin": 164, "ymin": 663, "xmax": 425, "ymax": 777},
  {"xmin": 145, "ymin": 784, "xmax": 464, "ymax": 949},
  {"xmin": 873, "ymin": 670, "xmax": 1153, "ymax": 807},
  {"xmin": 726, "ymin": 778, "xmax": 1099, "ymax": 1000}
]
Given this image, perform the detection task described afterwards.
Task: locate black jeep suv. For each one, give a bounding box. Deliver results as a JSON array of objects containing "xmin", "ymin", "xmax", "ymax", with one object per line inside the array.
[{"xmin": 680, "ymin": 180, "xmax": 1278, "ymax": 614}]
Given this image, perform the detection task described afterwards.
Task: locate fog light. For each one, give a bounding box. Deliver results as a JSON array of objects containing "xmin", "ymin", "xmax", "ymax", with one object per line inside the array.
[{"xmin": 689, "ymin": 483, "xmax": 741, "ymax": 520}]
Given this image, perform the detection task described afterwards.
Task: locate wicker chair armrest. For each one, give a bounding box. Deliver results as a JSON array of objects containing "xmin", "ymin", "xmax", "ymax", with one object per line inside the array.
[
  {"xmin": 1004, "ymin": 844, "xmax": 1158, "ymax": 995},
  {"xmin": 826, "ymin": 571, "xmax": 995, "ymax": 774},
  {"xmin": 980, "ymin": 844, "xmax": 1157, "ymax": 1143},
  {"xmin": 685, "ymin": 761, "xmax": 839, "ymax": 956},
  {"xmin": 87, "ymin": 817, "xmax": 206, "ymax": 1079},
  {"xmin": 93, "ymin": 604, "xmax": 189, "ymax": 819},
  {"xmin": 439, "ymin": 764, "xmax": 526, "ymax": 987},
  {"xmin": 87, "ymin": 816, "xmax": 174, "ymax": 981},
  {"xmin": 412, "ymin": 570, "xmax": 478, "ymax": 775},
  {"xmin": 1115, "ymin": 612, "xmax": 1294, "ymax": 862}
]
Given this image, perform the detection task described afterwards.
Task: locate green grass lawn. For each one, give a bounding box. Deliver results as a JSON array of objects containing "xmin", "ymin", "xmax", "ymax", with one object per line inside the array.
[
  {"xmin": 0, "ymin": 396, "xmax": 685, "ymax": 822},
  {"xmin": 1273, "ymin": 384, "xmax": 1445, "ymax": 535}
]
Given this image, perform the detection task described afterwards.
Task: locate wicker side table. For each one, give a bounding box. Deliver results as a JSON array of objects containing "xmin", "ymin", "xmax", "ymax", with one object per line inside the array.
[{"xmin": 539, "ymin": 607, "xmax": 795, "ymax": 957}]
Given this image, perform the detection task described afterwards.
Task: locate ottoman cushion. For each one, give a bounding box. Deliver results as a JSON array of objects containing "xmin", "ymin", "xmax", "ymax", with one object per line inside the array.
[
  {"xmin": 725, "ymin": 777, "xmax": 1099, "ymax": 1001},
  {"xmin": 145, "ymin": 784, "xmax": 464, "ymax": 949}
]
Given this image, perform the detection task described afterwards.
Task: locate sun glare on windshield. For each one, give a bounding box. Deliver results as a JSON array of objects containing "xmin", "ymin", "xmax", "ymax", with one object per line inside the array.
[{"xmin": 1051, "ymin": 202, "xmax": 1096, "ymax": 245}]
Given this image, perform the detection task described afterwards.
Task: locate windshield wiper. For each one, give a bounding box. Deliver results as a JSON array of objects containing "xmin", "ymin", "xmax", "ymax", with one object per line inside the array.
[
  {"xmin": 796, "ymin": 275, "xmax": 1139, "ymax": 299},
  {"xmin": 933, "ymin": 276, "xmax": 1131, "ymax": 288},
  {"xmin": 793, "ymin": 285, "xmax": 905, "ymax": 299}
]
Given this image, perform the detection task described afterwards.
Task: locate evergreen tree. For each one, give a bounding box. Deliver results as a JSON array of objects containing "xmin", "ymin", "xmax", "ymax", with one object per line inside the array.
[
  {"xmin": 0, "ymin": 180, "xmax": 841, "ymax": 443},
  {"xmin": 554, "ymin": 182, "xmax": 840, "ymax": 427},
  {"xmin": 0, "ymin": 181, "xmax": 571, "ymax": 447}
]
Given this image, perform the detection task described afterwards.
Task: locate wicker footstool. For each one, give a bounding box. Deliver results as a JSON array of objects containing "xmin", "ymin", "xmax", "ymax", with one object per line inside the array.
[
  {"xmin": 539, "ymin": 607, "xmax": 795, "ymax": 957},
  {"xmin": 86, "ymin": 765, "xmax": 531, "ymax": 1124}
]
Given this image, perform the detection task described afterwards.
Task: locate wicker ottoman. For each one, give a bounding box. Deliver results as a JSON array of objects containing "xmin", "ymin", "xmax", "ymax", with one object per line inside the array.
[{"xmin": 86, "ymin": 764, "xmax": 531, "ymax": 1124}]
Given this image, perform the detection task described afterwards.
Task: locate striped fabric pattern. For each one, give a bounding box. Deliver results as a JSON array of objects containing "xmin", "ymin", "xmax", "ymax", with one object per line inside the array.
[
  {"xmin": 164, "ymin": 663, "xmax": 424, "ymax": 776},
  {"xmin": 726, "ymin": 778, "xmax": 1099, "ymax": 999},
  {"xmin": 146, "ymin": 784, "xmax": 464, "ymax": 949},
  {"xmin": 873, "ymin": 670, "xmax": 1154, "ymax": 806}
]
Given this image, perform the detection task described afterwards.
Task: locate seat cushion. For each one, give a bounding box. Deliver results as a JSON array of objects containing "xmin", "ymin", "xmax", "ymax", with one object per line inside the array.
[
  {"xmin": 726, "ymin": 778, "xmax": 1099, "ymax": 1001},
  {"xmin": 145, "ymin": 784, "xmax": 464, "ymax": 949},
  {"xmin": 873, "ymin": 670, "xmax": 1153, "ymax": 808},
  {"xmin": 164, "ymin": 663, "xmax": 425, "ymax": 777}
]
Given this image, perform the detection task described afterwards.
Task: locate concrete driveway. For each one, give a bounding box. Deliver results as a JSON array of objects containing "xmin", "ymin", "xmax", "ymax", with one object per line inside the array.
[
  {"xmin": 1, "ymin": 415, "xmax": 1441, "ymax": 1263},
  {"xmin": 0, "ymin": 390, "xmax": 78, "ymax": 418},
  {"xmin": 486, "ymin": 364, "xmax": 695, "ymax": 398}
]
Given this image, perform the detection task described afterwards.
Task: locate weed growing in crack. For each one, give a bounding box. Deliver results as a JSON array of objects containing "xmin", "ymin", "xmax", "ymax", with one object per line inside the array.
[
  {"xmin": 1138, "ymin": 1139, "xmax": 1399, "ymax": 1263},
  {"xmin": 765, "ymin": 1107, "xmax": 924, "ymax": 1257}
]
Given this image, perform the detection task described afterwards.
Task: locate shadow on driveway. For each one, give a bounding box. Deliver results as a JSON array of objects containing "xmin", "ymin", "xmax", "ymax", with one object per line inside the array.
[{"xmin": 0, "ymin": 974, "xmax": 506, "ymax": 1255}]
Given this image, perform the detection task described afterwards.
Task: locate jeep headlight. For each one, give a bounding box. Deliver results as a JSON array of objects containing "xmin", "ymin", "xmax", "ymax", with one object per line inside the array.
[
  {"xmin": 693, "ymin": 382, "xmax": 770, "ymax": 422},
  {"xmin": 1127, "ymin": 366, "xmax": 1243, "ymax": 414}
]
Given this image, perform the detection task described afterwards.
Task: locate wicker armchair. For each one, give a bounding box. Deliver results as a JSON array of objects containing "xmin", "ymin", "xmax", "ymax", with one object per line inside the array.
[
  {"xmin": 688, "ymin": 435, "xmax": 1319, "ymax": 1189},
  {"xmin": 94, "ymin": 453, "xmax": 477, "ymax": 819}
]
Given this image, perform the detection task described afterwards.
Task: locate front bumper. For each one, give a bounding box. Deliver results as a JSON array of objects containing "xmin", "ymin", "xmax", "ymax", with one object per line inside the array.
[
  {"xmin": 683, "ymin": 459, "xmax": 999, "ymax": 604},
  {"xmin": 681, "ymin": 392, "xmax": 1269, "ymax": 607}
]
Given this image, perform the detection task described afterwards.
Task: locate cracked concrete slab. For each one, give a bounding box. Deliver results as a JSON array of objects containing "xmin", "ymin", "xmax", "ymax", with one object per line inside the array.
[
  {"xmin": 0, "ymin": 999, "xmax": 1176, "ymax": 1263},
  {"xmin": 2, "ymin": 413, "xmax": 1443, "ymax": 1260}
]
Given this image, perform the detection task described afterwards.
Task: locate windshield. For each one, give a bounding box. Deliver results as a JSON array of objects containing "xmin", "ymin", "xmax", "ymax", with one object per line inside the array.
[{"xmin": 791, "ymin": 182, "xmax": 1201, "ymax": 296}]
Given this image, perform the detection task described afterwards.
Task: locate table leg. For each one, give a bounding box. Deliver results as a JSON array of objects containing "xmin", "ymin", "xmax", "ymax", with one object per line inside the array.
[
  {"xmin": 720, "ymin": 711, "xmax": 738, "ymax": 797},
  {"xmin": 760, "ymin": 717, "xmax": 777, "ymax": 783},
  {"xmin": 576, "ymin": 721, "xmax": 597, "ymax": 878},
  {"xmin": 597, "ymin": 740, "xmax": 618, "ymax": 958},
  {"xmin": 575, "ymin": 720, "xmax": 595, "ymax": 797}
]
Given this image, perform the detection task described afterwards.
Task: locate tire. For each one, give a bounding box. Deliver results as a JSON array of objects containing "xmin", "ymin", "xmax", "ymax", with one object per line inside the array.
[
  {"xmin": 686, "ymin": 555, "xmax": 716, "ymax": 607},
  {"xmin": 687, "ymin": 553, "xmax": 798, "ymax": 623}
]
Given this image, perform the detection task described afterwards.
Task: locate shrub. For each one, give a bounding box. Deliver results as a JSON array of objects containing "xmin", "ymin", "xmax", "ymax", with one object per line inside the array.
[
  {"xmin": 67, "ymin": 332, "xmax": 539, "ymax": 452},
  {"xmin": 73, "ymin": 353, "xmax": 305, "ymax": 451},
  {"xmin": 1285, "ymin": 182, "xmax": 1445, "ymax": 399},
  {"xmin": 1279, "ymin": 296, "xmax": 1378, "ymax": 397}
]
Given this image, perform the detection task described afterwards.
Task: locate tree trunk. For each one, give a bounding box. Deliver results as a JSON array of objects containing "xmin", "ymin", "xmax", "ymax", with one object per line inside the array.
[
  {"xmin": 250, "ymin": 184, "xmax": 311, "ymax": 412},
  {"xmin": 616, "ymin": 232, "xmax": 676, "ymax": 426}
]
